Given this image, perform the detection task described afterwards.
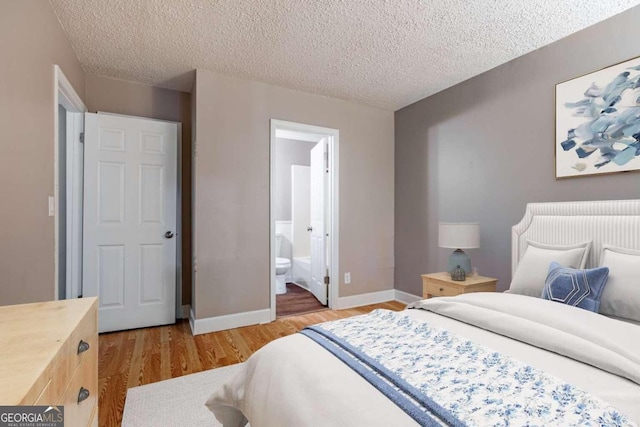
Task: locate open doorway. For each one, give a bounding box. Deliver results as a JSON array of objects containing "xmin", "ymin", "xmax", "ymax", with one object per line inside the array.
[
  {"xmin": 54, "ymin": 65, "xmax": 87, "ymax": 301},
  {"xmin": 270, "ymin": 120, "xmax": 339, "ymax": 320}
]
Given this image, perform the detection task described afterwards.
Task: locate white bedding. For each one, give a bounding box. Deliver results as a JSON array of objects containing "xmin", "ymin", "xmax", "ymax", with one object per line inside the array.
[{"xmin": 206, "ymin": 293, "xmax": 640, "ymax": 426}]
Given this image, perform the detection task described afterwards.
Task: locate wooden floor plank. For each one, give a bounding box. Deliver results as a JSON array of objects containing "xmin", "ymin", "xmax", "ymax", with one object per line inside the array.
[
  {"xmin": 276, "ymin": 283, "xmax": 329, "ymax": 317},
  {"xmin": 98, "ymin": 300, "xmax": 405, "ymax": 427},
  {"xmin": 159, "ymin": 328, "xmax": 171, "ymax": 380},
  {"xmin": 99, "ymin": 374, "xmax": 128, "ymax": 427},
  {"xmin": 126, "ymin": 329, "xmax": 145, "ymax": 389}
]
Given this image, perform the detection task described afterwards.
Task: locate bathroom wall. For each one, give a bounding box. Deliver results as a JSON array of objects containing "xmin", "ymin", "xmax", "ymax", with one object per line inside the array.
[
  {"xmin": 274, "ymin": 138, "xmax": 316, "ymax": 221},
  {"xmin": 292, "ymin": 165, "xmax": 311, "ymax": 258}
]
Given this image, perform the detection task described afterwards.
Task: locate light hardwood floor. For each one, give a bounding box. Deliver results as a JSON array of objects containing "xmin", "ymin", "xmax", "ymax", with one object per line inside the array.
[{"xmin": 98, "ymin": 300, "xmax": 405, "ymax": 427}]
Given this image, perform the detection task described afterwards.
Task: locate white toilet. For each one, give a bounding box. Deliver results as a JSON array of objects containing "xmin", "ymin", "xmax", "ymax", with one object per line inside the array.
[{"xmin": 275, "ymin": 233, "xmax": 291, "ymax": 294}]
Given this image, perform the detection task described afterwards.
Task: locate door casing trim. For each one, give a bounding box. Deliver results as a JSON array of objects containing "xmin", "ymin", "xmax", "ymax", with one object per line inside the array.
[
  {"xmin": 54, "ymin": 65, "xmax": 87, "ymax": 301},
  {"xmin": 269, "ymin": 119, "xmax": 340, "ymax": 321}
]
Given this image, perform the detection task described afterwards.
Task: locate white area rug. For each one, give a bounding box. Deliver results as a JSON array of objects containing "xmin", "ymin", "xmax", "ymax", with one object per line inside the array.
[{"xmin": 122, "ymin": 363, "xmax": 244, "ymax": 427}]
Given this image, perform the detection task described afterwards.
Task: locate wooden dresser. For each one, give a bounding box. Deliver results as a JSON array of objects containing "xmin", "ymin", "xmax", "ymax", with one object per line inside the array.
[{"xmin": 0, "ymin": 298, "xmax": 98, "ymax": 427}]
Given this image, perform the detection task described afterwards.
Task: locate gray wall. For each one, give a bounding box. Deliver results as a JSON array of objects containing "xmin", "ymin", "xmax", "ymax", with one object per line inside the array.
[
  {"xmin": 0, "ymin": 1, "xmax": 86, "ymax": 306},
  {"xmin": 194, "ymin": 69, "xmax": 394, "ymax": 320},
  {"xmin": 274, "ymin": 138, "xmax": 316, "ymax": 221},
  {"xmin": 395, "ymin": 6, "xmax": 640, "ymax": 296},
  {"xmin": 85, "ymin": 75, "xmax": 193, "ymax": 305}
]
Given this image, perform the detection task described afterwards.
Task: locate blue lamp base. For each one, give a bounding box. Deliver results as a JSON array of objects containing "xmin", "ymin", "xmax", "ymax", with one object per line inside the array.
[{"xmin": 447, "ymin": 249, "xmax": 472, "ymax": 275}]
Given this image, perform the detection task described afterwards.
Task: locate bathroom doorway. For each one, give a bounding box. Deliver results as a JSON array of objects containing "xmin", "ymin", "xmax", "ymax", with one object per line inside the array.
[{"xmin": 269, "ymin": 120, "xmax": 339, "ymax": 320}]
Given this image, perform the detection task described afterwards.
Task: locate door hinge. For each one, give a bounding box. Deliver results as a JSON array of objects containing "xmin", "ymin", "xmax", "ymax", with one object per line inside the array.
[
  {"xmin": 324, "ymin": 149, "xmax": 329, "ymax": 171},
  {"xmin": 79, "ymin": 132, "xmax": 85, "ymax": 143},
  {"xmin": 326, "ymin": 278, "xmax": 330, "ymax": 303},
  {"xmin": 324, "ymin": 275, "xmax": 330, "ymax": 285}
]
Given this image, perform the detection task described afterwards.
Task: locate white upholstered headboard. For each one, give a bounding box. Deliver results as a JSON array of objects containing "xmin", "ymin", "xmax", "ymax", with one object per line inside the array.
[{"xmin": 512, "ymin": 200, "xmax": 640, "ymax": 276}]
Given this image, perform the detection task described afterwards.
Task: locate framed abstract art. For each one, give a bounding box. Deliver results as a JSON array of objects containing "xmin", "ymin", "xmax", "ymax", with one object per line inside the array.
[{"xmin": 555, "ymin": 56, "xmax": 640, "ymax": 178}]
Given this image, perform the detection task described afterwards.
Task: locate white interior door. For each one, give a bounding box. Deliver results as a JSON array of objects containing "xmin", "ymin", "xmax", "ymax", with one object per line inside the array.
[
  {"xmin": 83, "ymin": 113, "xmax": 177, "ymax": 333},
  {"xmin": 309, "ymin": 140, "xmax": 327, "ymax": 305}
]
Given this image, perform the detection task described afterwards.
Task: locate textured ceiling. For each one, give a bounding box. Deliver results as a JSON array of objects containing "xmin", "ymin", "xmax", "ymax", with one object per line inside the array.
[{"xmin": 49, "ymin": 0, "xmax": 640, "ymax": 111}]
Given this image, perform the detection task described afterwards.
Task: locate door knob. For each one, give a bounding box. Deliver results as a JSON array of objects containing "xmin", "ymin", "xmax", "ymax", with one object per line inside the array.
[
  {"xmin": 164, "ymin": 231, "xmax": 174, "ymax": 239},
  {"xmin": 307, "ymin": 226, "xmax": 313, "ymax": 232}
]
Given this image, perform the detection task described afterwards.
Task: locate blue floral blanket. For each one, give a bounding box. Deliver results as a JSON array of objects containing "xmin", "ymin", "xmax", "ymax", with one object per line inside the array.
[{"xmin": 301, "ymin": 309, "xmax": 635, "ymax": 427}]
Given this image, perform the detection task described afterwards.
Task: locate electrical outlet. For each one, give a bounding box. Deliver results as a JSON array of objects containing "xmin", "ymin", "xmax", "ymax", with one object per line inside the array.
[{"xmin": 344, "ymin": 272, "xmax": 351, "ymax": 284}]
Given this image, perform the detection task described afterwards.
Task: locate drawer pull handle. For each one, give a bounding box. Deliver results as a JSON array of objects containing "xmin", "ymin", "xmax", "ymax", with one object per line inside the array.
[
  {"xmin": 77, "ymin": 387, "xmax": 90, "ymax": 404},
  {"xmin": 77, "ymin": 340, "xmax": 90, "ymax": 355},
  {"xmin": 439, "ymin": 288, "xmax": 444, "ymax": 292}
]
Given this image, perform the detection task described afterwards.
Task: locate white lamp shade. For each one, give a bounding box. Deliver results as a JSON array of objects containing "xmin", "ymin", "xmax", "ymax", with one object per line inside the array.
[{"xmin": 439, "ymin": 222, "xmax": 480, "ymax": 249}]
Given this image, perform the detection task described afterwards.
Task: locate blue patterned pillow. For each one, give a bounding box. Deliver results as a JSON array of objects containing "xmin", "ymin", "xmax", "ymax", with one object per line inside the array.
[{"xmin": 541, "ymin": 262, "xmax": 609, "ymax": 313}]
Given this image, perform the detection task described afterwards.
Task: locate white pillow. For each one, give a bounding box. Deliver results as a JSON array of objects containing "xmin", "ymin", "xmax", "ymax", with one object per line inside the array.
[
  {"xmin": 508, "ymin": 240, "xmax": 591, "ymax": 297},
  {"xmin": 599, "ymin": 245, "xmax": 640, "ymax": 322}
]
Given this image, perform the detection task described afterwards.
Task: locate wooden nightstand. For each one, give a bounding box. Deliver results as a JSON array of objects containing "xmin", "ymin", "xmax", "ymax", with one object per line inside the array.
[{"xmin": 421, "ymin": 272, "xmax": 497, "ymax": 298}]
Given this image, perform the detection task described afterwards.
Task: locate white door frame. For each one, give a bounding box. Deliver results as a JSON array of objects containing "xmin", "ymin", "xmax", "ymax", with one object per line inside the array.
[
  {"xmin": 54, "ymin": 65, "xmax": 87, "ymax": 300},
  {"xmin": 269, "ymin": 119, "xmax": 339, "ymax": 321}
]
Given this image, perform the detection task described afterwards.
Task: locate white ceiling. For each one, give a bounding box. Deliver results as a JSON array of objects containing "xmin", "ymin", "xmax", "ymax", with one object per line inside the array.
[{"xmin": 49, "ymin": 0, "xmax": 640, "ymax": 111}]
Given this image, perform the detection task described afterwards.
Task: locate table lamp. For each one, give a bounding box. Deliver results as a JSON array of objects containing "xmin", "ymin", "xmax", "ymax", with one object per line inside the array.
[{"xmin": 438, "ymin": 222, "xmax": 480, "ymax": 275}]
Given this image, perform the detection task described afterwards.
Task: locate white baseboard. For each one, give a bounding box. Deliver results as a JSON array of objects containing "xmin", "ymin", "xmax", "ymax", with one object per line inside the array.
[
  {"xmin": 393, "ymin": 289, "xmax": 423, "ymax": 304},
  {"xmin": 334, "ymin": 289, "xmax": 424, "ymax": 310},
  {"xmin": 335, "ymin": 289, "xmax": 395, "ymax": 310},
  {"xmin": 189, "ymin": 308, "xmax": 271, "ymax": 335},
  {"xmin": 186, "ymin": 288, "xmax": 423, "ymax": 335}
]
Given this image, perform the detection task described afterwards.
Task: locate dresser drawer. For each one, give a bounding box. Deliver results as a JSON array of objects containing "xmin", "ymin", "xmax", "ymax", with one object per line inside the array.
[
  {"xmin": 425, "ymin": 280, "xmax": 460, "ymax": 297},
  {"xmin": 65, "ymin": 307, "xmax": 97, "ymax": 378},
  {"xmin": 33, "ymin": 379, "xmax": 53, "ymax": 406},
  {"xmin": 0, "ymin": 297, "xmax": 97, "ymax": 426},
  {"xmin": 32, "ymin": 346, "xmax": 74, "ymax": 405},
  {"xmin": 58, "ymin": 337, "xmax": 98, "ymax": 427},
  {"xmin": 422, "ymin": 273, "xmax": 498, "ymax": 299},
  {"xmin": 32, "ymin": 307, "xmax": 97, "ymax": 406}
]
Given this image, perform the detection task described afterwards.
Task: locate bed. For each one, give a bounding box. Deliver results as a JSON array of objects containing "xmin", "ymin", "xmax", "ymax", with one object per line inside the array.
[{"xmin": 207, "ymin": 200, "xmax": 640, "ymax": 426}]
